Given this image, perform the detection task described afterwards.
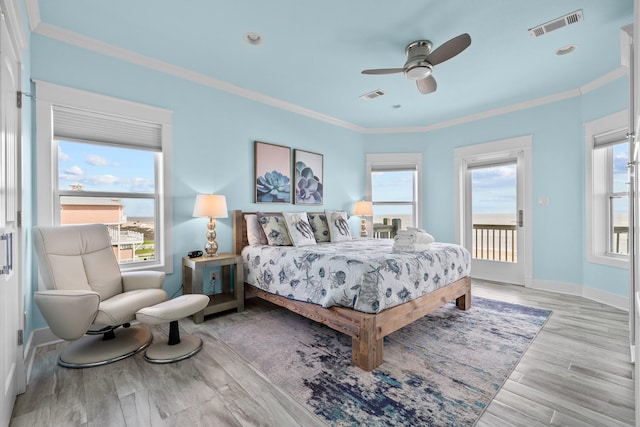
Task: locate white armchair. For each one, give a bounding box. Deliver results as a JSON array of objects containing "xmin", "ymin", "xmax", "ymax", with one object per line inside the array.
[{"xmin": 33, "ymin": 224, "xmax": 168, "ymax": 368}]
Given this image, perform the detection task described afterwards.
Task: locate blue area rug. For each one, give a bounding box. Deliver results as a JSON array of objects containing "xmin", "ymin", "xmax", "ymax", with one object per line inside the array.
[{"xmin": 216, "ymin": 296, "xmax": 551, "ymax": 426}]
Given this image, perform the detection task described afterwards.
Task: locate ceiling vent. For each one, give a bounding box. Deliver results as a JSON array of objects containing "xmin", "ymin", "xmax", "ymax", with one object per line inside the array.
[
  {"xmin": 359, "ymin": 89, "xmax": 385, "ymax": 101},
  {"xmin": 528, "ymin": 9, "xmax": 583, "ymax": 38}
]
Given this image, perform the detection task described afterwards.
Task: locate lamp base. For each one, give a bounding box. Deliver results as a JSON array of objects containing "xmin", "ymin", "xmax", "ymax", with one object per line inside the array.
[
  {"xmin": 204, "ymin": 217, "xmax": 219, "ymax": 256},
  {"xmin": 360, "ymin": 218, "xmax": 368, "ymax": 238}
]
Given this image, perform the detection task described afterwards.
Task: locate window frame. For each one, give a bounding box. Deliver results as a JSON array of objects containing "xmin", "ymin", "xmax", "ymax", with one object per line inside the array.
[
  {"xmin": 366, "ymin": 153, "xmax": 423, "ymax": 230},
  {"xmin": 35, "ymin": 81, "xmax": 174, "ymax": 273},
  {"xmin": 585, "ymin": 110, "xmax": 629, "ymax": 268}
]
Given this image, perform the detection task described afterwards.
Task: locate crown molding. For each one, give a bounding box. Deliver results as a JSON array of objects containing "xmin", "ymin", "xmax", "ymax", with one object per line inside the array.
[
  {"xmin": 579, "ymin": 66, "xmax": 628, "ymax": 95},
  {"xmin": 364, "ymin": 67, "xmax": 628, "ymax": 134},
  {"xmin": 363, "ymin": 88, "xmax": 582, "ymax": 134},
  {"xmin": 31, "ymin": 20, "xmax": 365, "ymax": 133},
  {"xmin": 24, "ymin": 0, "xmax": 39, "ymax": 31},
  {"xmin": 28, "ymin": 7, "xmax": 627, "ymax": 136}
]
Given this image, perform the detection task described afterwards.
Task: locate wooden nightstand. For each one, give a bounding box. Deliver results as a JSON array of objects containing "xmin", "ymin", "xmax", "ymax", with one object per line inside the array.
[{"xmin": 182, "ymin": 253, "xmax": 244, "ymax": 324}]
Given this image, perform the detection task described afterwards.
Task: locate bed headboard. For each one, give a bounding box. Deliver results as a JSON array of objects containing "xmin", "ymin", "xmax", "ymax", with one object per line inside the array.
[{"xmin": 233, "ymin": 210, "xmax": 251, "ymax": 255}]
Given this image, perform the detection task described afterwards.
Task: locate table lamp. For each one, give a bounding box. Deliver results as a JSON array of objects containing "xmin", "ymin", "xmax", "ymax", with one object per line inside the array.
[
  {"xmin": 193, "ymin": 194, "xmax": 228, "ymax": 256},
  {"xmin": 353, "ymin": 201, "xmax": 373, "ymax": 238}
]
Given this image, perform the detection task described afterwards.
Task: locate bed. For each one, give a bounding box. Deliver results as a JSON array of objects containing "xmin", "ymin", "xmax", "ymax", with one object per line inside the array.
[{"xmin": 233, "ymin": 210, "xmax": 472, "ymax": 371}]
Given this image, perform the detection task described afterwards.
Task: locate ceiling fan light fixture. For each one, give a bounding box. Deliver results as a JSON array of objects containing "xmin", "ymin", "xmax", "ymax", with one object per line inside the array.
[{"xmin": 404, "ymin": 63, "xmax": 433, "ymax": 80}]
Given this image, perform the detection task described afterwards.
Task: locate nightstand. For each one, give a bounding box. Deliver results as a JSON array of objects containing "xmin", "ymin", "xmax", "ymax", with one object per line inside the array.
[{"xmin": 182, "ymin": 253, "xmax": 244, "ymax": 324}]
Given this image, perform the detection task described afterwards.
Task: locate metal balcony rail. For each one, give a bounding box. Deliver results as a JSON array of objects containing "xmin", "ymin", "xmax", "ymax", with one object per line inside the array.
[{"xmin": 473, "ymin": 224, "xmax": 517, "ymax": 262}]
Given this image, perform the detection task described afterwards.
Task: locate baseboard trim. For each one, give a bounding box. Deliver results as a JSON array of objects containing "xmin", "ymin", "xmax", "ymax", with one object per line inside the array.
[
  {"xmin": 529, "ymin": 279, "xmax": 628, "ymax": 311},
  {"xmin": 24, "ymin": 327, "xmax": 62, "ymax": 384}
]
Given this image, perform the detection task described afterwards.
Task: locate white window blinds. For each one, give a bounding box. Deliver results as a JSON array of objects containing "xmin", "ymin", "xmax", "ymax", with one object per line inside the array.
[
  {"xmin": 52, "ymin": 105, "xmax": 162, "ymax": 151},
  {"xmin": 593, "ymin": 129, "xmax": 628, "ymax": 148}
]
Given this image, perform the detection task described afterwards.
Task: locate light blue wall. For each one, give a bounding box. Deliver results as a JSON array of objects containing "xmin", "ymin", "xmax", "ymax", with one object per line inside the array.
[
  {"xmin": 24, "ymin": 29, "xmax": 629, "ymax": 335},
  {"xmin": 28, "ymin": 35, "xmax": 365, "ymax": 330},
  {"xmin": 365, "ymin": 76, "xmax": 629, "ymax": 297}
]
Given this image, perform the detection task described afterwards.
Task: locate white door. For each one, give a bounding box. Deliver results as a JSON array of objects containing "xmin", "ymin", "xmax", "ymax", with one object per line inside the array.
[
  {"xmin": 0, "ymin": 9, "xmax": 22, "ymax": 426},
  {"xmin": 455, "ymin": 136, "xmax": 532, "ymax": 286}
]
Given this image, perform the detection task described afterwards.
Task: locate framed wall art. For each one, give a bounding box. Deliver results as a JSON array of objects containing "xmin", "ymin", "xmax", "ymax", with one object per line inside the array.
[
  {"xmin": 294, "ymin": 149, "xmax": 323, "ymax": 205},
  {"xmin": 254, "ymin": 141, "xmax": 291, "ymax": 203}
]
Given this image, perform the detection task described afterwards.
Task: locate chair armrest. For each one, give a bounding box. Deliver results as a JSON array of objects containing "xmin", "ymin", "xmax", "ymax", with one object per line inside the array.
[
  {"xmin": 34, "ymin": 290, "xmax": 100, "ymax": 341},
  {"xmin": 121, "ymin": 271, "xmax": 165, "ymax": 292}
]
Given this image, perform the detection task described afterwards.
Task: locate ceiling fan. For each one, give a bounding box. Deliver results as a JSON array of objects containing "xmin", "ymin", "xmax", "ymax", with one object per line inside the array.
[{"xmin": 361, "ymin": 33, "xmax": 471, "ymax": 94}]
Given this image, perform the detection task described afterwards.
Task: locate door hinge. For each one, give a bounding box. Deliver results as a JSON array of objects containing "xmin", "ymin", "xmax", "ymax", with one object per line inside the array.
[
  {"xmin": 16, "ymin": 91, "xmax": 21, "ymax": 108},
  {"xmin": 17, "ymin": 329, "xmax": 23, "ymax": 346}
]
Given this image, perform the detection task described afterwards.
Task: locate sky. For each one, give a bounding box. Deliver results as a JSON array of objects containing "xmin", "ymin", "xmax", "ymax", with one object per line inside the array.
[
  {"xmin": 58, "ymin": 140, "xmax": 156, "ymax": 217},
  {"xmin": 372, "ymin": 166, "xmax": 518, "ymax": 217},
  {"xmin": 471, "ymin": 163, "xmax": 516, "ymax": 216}
]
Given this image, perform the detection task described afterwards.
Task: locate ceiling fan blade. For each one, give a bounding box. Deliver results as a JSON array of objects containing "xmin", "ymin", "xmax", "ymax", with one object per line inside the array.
[
  {"xmin": 416, "ymin": 75, "xmax": 437, "ymax": 94},
  {"xmin": 426, "ymin": 33, "xmax": 471, "ymax": 66},
  {"xmin": 361, "ymin": 68, "xmax": 405, "ymax": 75}
]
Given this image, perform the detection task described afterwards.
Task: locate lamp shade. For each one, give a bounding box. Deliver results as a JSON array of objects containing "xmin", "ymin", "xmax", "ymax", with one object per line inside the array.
[
  {"xmin": 353, "ymin": 201, "xmax": 373, "ymax": 216},
  {"xmin": 193, "ymin": 194, "xmax": 228, "ymax": 218}
]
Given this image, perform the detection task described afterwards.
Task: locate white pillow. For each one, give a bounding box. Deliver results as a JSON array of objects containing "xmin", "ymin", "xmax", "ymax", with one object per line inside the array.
[
  {"xmin": 257, "ymin": 212, "xmax": 292, "ymax": 246},
  {"xmin": 307, "ymin": 212, "xmax": 330, "ymax": 243},
  {"xmin": 283, "ymin": 212, "xmax": 317, "ymax": 247},
  {"xmin": 244, "ymin": 214, "xmax": 268, "ymax": 246},
  {"xmin": 325, "ymin": 210, "xmax": 352, "ymax": 242}
]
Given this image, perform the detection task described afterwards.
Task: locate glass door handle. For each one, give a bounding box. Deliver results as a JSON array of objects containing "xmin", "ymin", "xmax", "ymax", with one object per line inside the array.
[{"xmin": 518, "ymin": 210, "xmax": 524, "ymax": 227}]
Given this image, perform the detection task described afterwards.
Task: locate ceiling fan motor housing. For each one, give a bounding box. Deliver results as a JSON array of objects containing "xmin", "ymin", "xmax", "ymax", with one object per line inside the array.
[{"xmin": 404, "ymin": 40, "xmax": 433, "ymax": 80}]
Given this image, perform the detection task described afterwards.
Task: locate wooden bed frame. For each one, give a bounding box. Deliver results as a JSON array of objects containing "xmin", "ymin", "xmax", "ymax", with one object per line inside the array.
[{"xmin": 233, "ymin": 210, "xmax": 471, "ymax": 371}]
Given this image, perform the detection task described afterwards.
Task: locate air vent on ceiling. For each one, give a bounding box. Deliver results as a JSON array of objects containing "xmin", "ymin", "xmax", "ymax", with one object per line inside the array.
[
  {"xmin": 359, "ymin": 89, "xmax": 385, "ymax": 101},
  {"xmin": 528, "ymin": 9, "xmax": 583, "ymax": 38}
]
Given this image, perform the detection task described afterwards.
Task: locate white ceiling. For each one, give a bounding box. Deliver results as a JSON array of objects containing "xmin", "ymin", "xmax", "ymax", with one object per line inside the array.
[{"xmin": 29, "ymin": 0, "xmax": 633, "ymax": 131}]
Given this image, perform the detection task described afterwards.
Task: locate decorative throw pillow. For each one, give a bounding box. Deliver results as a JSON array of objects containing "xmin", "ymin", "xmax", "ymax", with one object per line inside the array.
[
  {"xmin": 256, "ymin": 212, "xmax": 292, "ymax": 246},
  {"xmin": 282, "ymin": 212, "xmax": 317, "ymax": 247},
  {"xmin": 244, "ymin": 214, "xmax": 268, "ymax": 246},
  {"xmin": 325, "ymin": 210, "xmax": 352, "ymax": 242},
  {"xmin": 307, "ymin": 212, "xmax": 330, "ymax": 243}
]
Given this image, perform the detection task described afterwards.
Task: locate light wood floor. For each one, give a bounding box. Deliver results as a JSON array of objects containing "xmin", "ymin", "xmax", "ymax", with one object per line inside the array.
[{"xmin": 10, "ymin": 281, "xmax": 636, "ymax": 426}]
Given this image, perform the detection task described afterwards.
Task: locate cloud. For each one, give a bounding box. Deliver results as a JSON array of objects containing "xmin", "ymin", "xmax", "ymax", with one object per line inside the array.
[
  {"xmin": 65, "ymin": 165, "xmax": 83, "ymax": 175},
  {"xmin": 58, "ymin": 147, "xmax": 70, "ymax": 161},
  {"xmin": 85, "ymin": 155, "xmax": 112, "ymax": 166},
  {"xmin": 96, "ymin": 175, "xmax": 119, "ymax": 185}
]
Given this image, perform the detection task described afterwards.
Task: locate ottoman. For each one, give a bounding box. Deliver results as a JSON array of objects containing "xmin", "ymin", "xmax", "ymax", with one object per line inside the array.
[{"xmin": 136, "ymin": 294, "xmax": 209, "ymax": 363}]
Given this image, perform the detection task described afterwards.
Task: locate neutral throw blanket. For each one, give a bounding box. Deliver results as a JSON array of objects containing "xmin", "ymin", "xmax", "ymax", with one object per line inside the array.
[{"xmin": 393, "ymin": 227, "xmax": 435, "ymax": 252}]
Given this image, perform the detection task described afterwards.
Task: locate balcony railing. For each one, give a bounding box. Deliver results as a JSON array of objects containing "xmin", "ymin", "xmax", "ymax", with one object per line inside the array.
[
  {"xmin": 473, "ymin": 224, "xmax": 517, "ymax": 262},
  {"xmin": 613, "ymin": 226, "xmax": 629, "ymax": 254}
]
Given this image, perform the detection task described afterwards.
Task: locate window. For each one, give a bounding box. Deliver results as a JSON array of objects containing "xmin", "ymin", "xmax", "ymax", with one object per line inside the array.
[
  {"xmin": 585, "ymin": 111, "xmax": 629, "ymax": 268},
  {"xmin": 603, "ymin": 139, "xmax": 629, "ymax": 255},
  {"xmin": 36, "ymin": 81, "xmax": 173, "ymax": 272},
  {"xmin": 366, "ymin": 153, "xmax": 422, "ymax": 237}
]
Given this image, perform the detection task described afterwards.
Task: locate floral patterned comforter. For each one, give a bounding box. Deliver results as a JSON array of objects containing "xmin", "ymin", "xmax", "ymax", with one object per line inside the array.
[{"xmin": 241, "ymin": 239, "xmax": 471, "ymax": 313}]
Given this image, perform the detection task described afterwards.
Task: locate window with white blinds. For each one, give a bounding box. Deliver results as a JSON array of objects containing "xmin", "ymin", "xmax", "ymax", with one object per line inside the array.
[
  {"xmin": 585, "ymin": 111, "xmax": 629, "ymax": 268},
  {"xmin": 366, "ymin": 153, "xmax": 422, "ymax": 236},
  {"xmin": 36, "ymin": 81, "xmax": 173, "ymax": 273}
]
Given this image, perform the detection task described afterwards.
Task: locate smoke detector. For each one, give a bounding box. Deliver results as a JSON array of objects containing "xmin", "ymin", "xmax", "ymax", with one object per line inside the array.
[{"xmin": 528, "ymin": 10, "xmax": 583, "ymax": 38}]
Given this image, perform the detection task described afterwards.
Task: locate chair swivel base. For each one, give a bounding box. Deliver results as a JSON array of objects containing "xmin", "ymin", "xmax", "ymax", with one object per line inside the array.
[
  {"xmin": 144, "ymin": 333, "xmax": 203, "ymax": 364},
  {"xmin": 58, "ymin": 325, "xmax": 152, "ymax": 368},
  {"xmin": 135, "ymin": 294, "xmax": 209, "ymax": 364}
]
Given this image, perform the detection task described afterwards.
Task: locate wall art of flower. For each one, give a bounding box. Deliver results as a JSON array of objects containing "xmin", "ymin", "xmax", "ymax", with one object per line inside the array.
[
  {"xmin": 254, "ymin": 141, "xmax": 292, "ymax": 203},
  {"xmin": 294, "ymin": 150, "xmax": 323, "ymax": 205},
  {"xmin": 256, "ymin": 170, "xmax": 291, "ymax": 202}
]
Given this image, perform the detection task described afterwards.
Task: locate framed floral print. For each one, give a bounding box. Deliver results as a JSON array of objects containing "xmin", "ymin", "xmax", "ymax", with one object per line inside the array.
[
  {"xmin": 294, "ymin": 149, "xmax": 323, "ymax": 205},
  {"xmin": 255, "ymin": 141, "xmax": 292, "ymax": 203}
]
